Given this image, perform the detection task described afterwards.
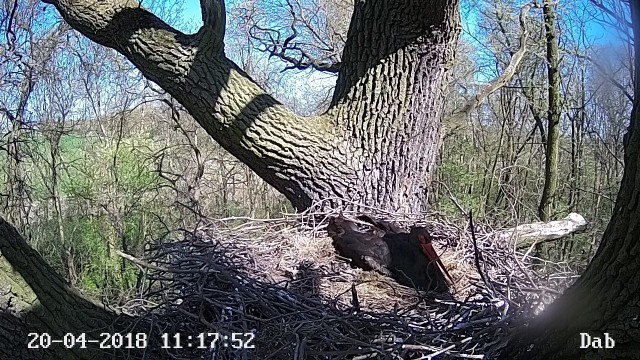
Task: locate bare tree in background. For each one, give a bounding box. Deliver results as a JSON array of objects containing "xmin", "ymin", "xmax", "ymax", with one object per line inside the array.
[
  {"xmin": 538, "ymin": 0, "xmax": 562, "ymax": 221},
  {"xmin": 0, "ymin": 0, "xmax": 46, "ymax": 234},
  {"xmin": 497, "ymin": 0, "xmax": 640, "ymax": 358}
]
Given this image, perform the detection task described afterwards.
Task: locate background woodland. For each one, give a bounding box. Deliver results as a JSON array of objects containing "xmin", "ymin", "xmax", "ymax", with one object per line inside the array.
[{"xmin": 0, "ymin": 0, "xmax": 631, "ymax": 301}]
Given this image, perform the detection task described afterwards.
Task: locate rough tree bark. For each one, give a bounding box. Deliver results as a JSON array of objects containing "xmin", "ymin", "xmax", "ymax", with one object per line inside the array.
[
  {"xmin": 498, "ymin": 1, "xmax": 640, "ymax": 358},
  {"xmin": 37, "ymin": 0, "xmax": 460, "ymax": 213},
  {"xmin": 328, "ymin": 0, "xmax": 460, "ymax": 211}
]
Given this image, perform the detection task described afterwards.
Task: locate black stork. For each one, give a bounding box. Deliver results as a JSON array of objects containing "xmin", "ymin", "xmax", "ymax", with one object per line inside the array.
[
  {"xmin": 326, "ymin": 216, "xmax": 392, "ymax": 276},
  {"xmin": 327, "ymin": 215, "xmax": 453, "ymax": 292}
]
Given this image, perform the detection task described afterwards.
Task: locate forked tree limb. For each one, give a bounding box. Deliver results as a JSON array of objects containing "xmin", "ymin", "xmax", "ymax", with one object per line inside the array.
[{"xmin": 199, "ymin": 0, "xmax": 226, "ymax": 52}]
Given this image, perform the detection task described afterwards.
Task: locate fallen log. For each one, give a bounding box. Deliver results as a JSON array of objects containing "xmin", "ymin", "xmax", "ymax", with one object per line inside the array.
[{"xmin": 496, "ymin": 213, "xmax": 588, "ymax": 248}]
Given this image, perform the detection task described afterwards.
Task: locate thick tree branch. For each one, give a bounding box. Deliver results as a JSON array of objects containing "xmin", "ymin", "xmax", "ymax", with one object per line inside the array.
[
  {"xmin": 41, "ymin": 0, "xmax": 196, "ymax": 84},
  {"xmin": 199, "ymin": 0, "xmax": 226, "ymax": 53},
  {"xmin": 43, "ymin": 0, "xmax": 463, "ymax": 212},
  {"xmin": 41, "ymin": 0, "xmax": 354, "ymax": 210},
  {"xmin": 496, "ymin": 213, "xmax": 588, "ymax": 248},
  {"xmin": 0, "ymin": 217, "xmax": 128, "ymax": 359}
]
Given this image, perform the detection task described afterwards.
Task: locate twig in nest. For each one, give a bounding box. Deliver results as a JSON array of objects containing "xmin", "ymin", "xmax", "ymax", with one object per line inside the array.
[
  {"xmin": 351, "ymin": 284, "xmax": 360, "ymax": 312},
  {"xmin": 116, "ymin": 250, "xmax": 203, "ymax": 274},
  {"xmin": 469, "ymin": 211, "xmax": 490, "ymax": 290}
]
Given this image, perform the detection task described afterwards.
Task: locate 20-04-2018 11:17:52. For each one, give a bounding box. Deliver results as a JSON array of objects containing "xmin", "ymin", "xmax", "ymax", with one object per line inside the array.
[{"xmin": 161, "ymin": 332, "xmax": 255, "ymax": 349}]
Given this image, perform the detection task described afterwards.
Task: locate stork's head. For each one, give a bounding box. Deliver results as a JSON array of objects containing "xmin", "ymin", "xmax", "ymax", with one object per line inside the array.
[{"xmin": 410, "ymin": 227, "xmax": 432, "ymax": 244}]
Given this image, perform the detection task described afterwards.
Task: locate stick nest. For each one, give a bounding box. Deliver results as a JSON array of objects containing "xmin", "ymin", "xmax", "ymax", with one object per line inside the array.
[{"xmin": 122, "ymin": 210, "xmax": 580, "ymax": 359}]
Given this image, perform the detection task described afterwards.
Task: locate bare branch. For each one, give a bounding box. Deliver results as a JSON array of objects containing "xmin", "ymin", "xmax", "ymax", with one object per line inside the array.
[
  {"xmin": 246, "ymin": 0, "xmax": 343, "ymax": 73},
  {"xmin": 497, "ymin": 213, "xmax": 588, "ymax": 248},
  {"xmin": 453, "ymin": 4, "xmax": 533, "ymax": 120}
]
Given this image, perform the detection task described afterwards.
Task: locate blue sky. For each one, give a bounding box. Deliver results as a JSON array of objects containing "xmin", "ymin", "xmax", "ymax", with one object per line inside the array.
[
  {"xmin": 175, "ymin": 0, "xmax": 625, "ymax": 44},
  {"xmin": 169, "ymin": 0, "xmax": 628, "ymax": 91},
  {"xmin": 181, "ymin": 1, "xmax": 202, "ymax": 27}
]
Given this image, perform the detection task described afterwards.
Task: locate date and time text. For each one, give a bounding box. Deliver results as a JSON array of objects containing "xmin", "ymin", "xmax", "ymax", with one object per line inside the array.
[
  {"xmin": 27, "ymin": 331, "xmax": 616, "ymax": 351},
  {"xmin": 27, "ymin": 332, "xmax": 255, "ymax": 350}
]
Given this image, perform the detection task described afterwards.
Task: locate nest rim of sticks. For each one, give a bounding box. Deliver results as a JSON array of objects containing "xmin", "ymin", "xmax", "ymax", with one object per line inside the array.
[{"xmin": 117, "ymin": 209, "xmax": 580, "ymax": 360}]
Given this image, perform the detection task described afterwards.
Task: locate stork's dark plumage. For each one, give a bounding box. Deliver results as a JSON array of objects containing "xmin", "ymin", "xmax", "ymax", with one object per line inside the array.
[
  {"xmin": 386, "ymin": 227, "xmax": 453, "ymax": 292},
  {"xmin": 328, "ymin": 215, "xmax": 453, "ymax": 292},
  {"xmin": 356, "ymin": 214, "xmax": 405, "ymax": 234},
  {"xmin": 326, "ymin": 216, "xmax": 392, "ymax": 276}
]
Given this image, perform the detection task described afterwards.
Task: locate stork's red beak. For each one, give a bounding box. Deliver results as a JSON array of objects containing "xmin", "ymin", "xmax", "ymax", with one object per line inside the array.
[{"xmin": 420, "ymin": 240, "xmax": 454, "ymax": 285}]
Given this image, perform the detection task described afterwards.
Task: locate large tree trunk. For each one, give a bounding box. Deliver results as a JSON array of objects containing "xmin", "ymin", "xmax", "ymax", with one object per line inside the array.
[
  {"xmin": 329, "ymin": 0, "xmax": 460, "ymax": 211},
  {"xmin": 41, "ymin": 0, "xmax": 459, "ymax": 212},
  {"xmin": 499, "ymin": 2, "xmax": 640, "ymax": 358}
]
